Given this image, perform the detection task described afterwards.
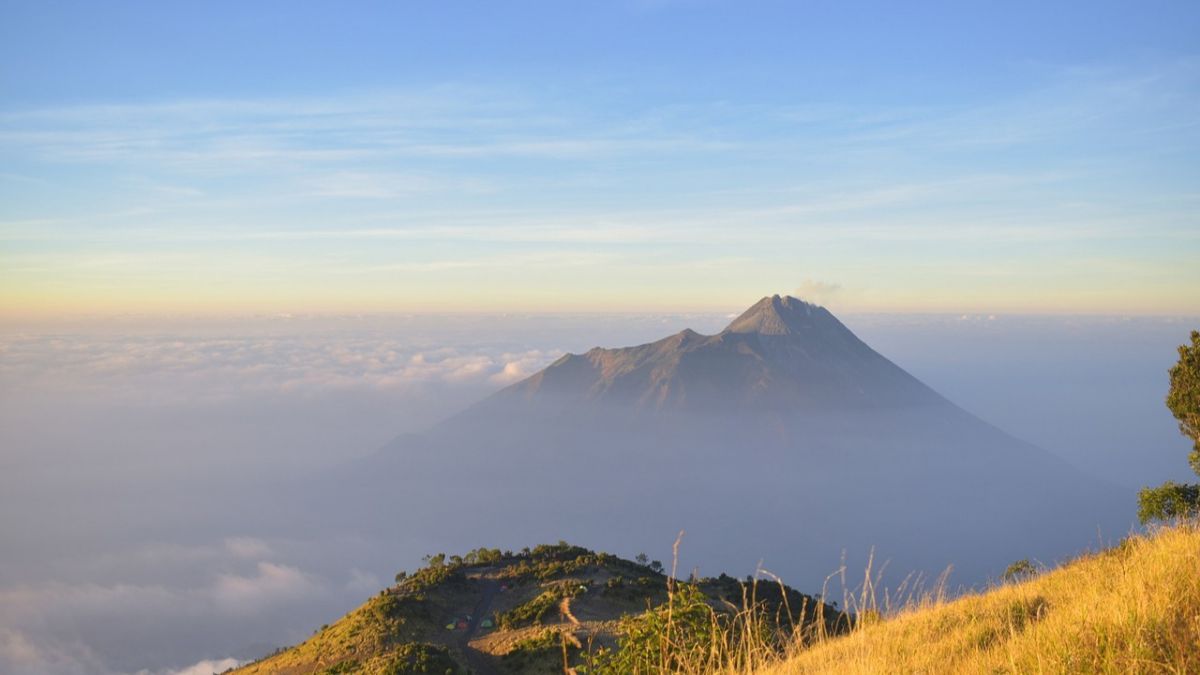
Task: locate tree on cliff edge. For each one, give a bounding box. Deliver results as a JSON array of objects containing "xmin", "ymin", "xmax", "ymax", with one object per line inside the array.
[{"xmin": 1138, "ymin": 330, "xmax": 1200, "ymax": 523}]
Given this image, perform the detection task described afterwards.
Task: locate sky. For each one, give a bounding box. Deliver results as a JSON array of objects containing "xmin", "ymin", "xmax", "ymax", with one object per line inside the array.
[
  {"xmin": 2, "ymin": 3, "xmax": 1200, "ymax": 673},
  {"xmin": 2, "ymin": 0, "xmax": 1199, "ymax": 316}
]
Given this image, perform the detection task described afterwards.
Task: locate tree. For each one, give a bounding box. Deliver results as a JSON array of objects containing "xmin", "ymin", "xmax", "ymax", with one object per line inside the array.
[
  {"xmin": 635, "ymin": 553, "xmax": 649, "ymax": 566},
  {"xmin": 1138, "ymin": 481, "xmax": 1200, "ymax": 524},
  {"xmin": 1138, "ymin": 330, "xmax": 1200, "ymax": 524},
  {"xmin": 1167, "ymin": 330, "xmax": 1200, "ymax": 474},
  {"xmin": 1002, "ymin": 559, "xmax": 1036, "ymax": 582}
]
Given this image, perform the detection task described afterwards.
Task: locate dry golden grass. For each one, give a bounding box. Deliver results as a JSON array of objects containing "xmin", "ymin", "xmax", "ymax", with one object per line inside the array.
[
  {"xmin": 750, "ymin": 522, "xmax": 1200, "ymax": 675},
  {"xmin": 236, "ymin": 525, "xmax": 1199, "ymax": 674}
]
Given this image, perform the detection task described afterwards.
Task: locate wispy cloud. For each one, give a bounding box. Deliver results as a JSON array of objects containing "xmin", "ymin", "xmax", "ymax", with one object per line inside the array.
[
  {"xmin": 1, "ymin": 61, "xmax": 1197, "ymax": 314},
  {"xmin": 0, "ymin": 87, "xmax": 733, "ymax": 170}
]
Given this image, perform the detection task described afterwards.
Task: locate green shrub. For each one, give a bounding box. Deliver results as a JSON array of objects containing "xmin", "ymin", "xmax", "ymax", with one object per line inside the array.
[
  {"xmin": 380, "ymin": 643, "xmax": 461, "ymax": 674},
  {"xmin": 581, "ymin": 584, "xmax": 721, "ymax": 674},
  {"xmin": 1002, "ymin": 559, "xmax": 1037, "ymax": 582},
  {"xmin": 498, "ymin": 590, "xmax": 562, "ymax": 629},
  {"xmin": 501, "ymin": 629, "xmax": 576, "ymax": 673},
  {"xmin": 1138, "ymin": 481, "xmax": 1200, "ymax": 523},
  {"xmin": 318, "ymin": 660, "xmax": 359, "ymax": 674}
]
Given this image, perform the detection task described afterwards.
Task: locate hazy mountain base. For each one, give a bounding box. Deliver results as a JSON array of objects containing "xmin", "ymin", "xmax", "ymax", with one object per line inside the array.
[{"xmin": 318, "ymin": 401, "xmax": 1128, "ymax": 592}]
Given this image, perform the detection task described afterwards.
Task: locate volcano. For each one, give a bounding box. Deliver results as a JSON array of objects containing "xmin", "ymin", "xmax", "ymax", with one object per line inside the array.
[
  {"xmin": 495, "ymin": 294, "xmax": 944, "ymax": 411},
  {"xmin": 333, "ymin": 296, "xmax": 1129, "ymax": 588}
]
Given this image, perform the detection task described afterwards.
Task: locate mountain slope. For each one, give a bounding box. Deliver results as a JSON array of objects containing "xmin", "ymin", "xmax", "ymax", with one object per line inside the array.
[
  {"xmin": 757, "ymin": 522, "xmax": 1200, "ymax": 675},
  {"xmin": 491, "ymin": 295, "xmax": 943, "ymax": 411},
  {"xmin": 232, "ymin": 543, "xmax": 840, "ymax": 675}
]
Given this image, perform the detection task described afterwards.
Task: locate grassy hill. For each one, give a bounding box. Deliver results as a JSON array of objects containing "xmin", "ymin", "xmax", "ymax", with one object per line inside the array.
[
  {"xmin": 230, "ymin": 542, "xmax": 840, "ymax": 675},
  {"xmin": 231, "ymin": 525, "xmax": 1198, "ymax": 674},
  {"xmin": 759, "ymin": 522, "xmax": 1200, "ymax": 675}
]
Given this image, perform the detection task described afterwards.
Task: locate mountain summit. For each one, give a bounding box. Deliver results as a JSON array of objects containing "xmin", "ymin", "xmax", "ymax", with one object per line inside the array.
[
  {"xmin": 724, "ymin": 294, "xmax": 832, "ymax": 335},
  {"xmin": 495, "ymin": 295, "xmax": 941, "ymax": 411}
]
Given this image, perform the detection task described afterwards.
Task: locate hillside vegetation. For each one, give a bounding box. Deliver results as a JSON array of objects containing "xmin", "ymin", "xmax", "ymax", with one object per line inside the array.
[
  {"xmin": 757, "ymin": 522, "xmax": 1200, "ymax": 675},
  {"xmin": 230, "ymin": 542, "xmax": 839, "ymax": 675},
  {"xmin": 232, "ymin": 525, "xmax": 1198, "ymax": 674}
]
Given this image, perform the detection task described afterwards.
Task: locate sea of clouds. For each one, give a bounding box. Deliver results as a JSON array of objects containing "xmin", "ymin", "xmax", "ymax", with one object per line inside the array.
[
  {"xmin": 0, "ymin": 312, "xmax": 1194, "ymax": 674},
  {"xmin": 0, "ymin": 313, "xmax": 724, "ymax": 674}
]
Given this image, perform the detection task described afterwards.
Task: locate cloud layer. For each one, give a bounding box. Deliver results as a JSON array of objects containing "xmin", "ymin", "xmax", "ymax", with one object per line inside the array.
[
  {"xmin": 0, "ymin": 538, "xmax": 310, "ymax": 675},
  {"xmin": 0, "ymin": 329, "xmax": 561, "ymax": 405}
]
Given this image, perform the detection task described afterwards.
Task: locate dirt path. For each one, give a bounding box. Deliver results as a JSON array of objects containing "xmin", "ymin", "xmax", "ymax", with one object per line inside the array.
[
  {"xmin": 460, "ymin": 578, "xmax": 500, "ymax": 675},
  {"xmin": 559, "ymin": 597, "xmax": 581, "ymax": 627}
]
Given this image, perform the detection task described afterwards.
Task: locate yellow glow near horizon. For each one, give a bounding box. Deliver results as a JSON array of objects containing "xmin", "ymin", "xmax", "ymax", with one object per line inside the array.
[{"xmin": 3, "ymin": 268, "xmax": 1198, "ymax": 320}]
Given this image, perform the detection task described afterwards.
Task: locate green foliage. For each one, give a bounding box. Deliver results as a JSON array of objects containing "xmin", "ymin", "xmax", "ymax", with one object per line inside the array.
[
  {"xmin": 371, "ymin": 594, "xmax": 402, "ymax": 623},
  {"xmin": 498, "ymin": 545, "xmax": 622, "ymax": 583},
  {"xmin": 1002, "ymin": 559, "xmax": 1037, "ymax": 583},
  {"xmin": 318, "ymin": 660, "xmax": 359, "ymax": 674},
  {"xmin": 1167, "ymin": 330, "xmax": 1200, "ymax": 474},
  {"xmin": 579, "ymin": 574, "xmax": 845, "ymax": 674},
  {"xmin": 582, "ymin": 583, "xmax": 721, "ymax": 674},
  {"xmin": 462, "ymin": 547, "xmax": 505, "ymax": 565},
  {"xmin": 531, "ymin": 541, "xmax": 589, "ymax": 559},
  {"xmin": 696, "ymin": 573, "xmax": 840, "ymax": 638},
  {"xmin": 402, "ymin": 561, "xmax": 458, "ymax": 592},
  {"xmin": 512, "ymin": 629, "xmax": 561, "ymax": 651},
  {"xmin": 394, "ymin": 547, "xmax": 508, "ymax": 594},
  {"xmin": 379, "ymin": 643, "xmax": 461, "ymax": 674},
  {"xmin": 1139, "ymin": 330, "xmax": 1200, "ymax": 524},
  {"xmin": 501, "ymin": 629, "xmax": 575, "ymax": 673},
  {"xmin": 498, "ymin": 590, "xmax": 562, "ymax": 629},
  {"xmin": 601, "ymin": 574, "xmax": 664, "ymax": 604},
  {"xmin": 396, "ymin": 545, "xmax": 587, "ymax": 596},
  {"xmin": 368, "ymin": 590, "xmax": 431, "ymax": 630},
  {"xmin": 1138, "ymin": 481, "xmax": 1200, "ymax": 524}
]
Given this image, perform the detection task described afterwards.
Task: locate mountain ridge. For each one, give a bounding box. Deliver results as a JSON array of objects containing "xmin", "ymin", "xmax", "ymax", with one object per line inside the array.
[{"xmin": 489, "ymin": 295, "xmax": 946, "ymax": 412}]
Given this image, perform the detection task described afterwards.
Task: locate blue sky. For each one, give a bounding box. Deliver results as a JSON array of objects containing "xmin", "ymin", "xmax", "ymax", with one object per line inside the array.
[{"xmin": 2, "ymin": 0, "xmax": 1198, "ymax": 314}]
